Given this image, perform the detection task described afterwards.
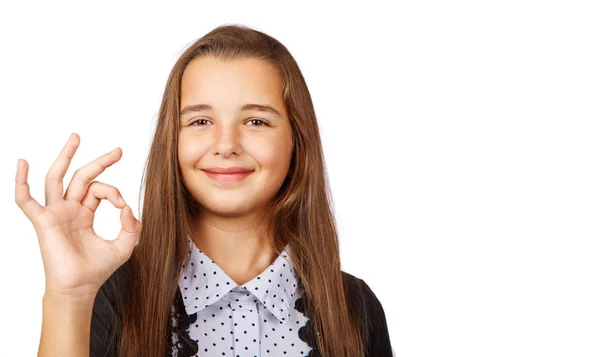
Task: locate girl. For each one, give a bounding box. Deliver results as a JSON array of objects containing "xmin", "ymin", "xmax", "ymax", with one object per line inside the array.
[{"xmin": 16, "ymin": 24, "xmax": 393, "ymax": 357}]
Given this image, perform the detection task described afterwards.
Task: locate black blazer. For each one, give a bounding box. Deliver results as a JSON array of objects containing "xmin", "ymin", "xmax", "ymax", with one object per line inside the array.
[{"xmin": 90, "ymin": 259, "xmax": 394, "ymax": 357}]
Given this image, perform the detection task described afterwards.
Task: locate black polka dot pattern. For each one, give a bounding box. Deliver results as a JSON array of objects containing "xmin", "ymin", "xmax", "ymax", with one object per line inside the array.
[{"xmin": 177, "ymin": 236, "xmax": 313, "ymax": 356}]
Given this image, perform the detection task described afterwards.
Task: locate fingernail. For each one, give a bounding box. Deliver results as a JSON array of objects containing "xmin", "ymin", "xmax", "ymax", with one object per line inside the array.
[{"xmin": 16, "ymin": 159, "xmax": 20, "ymax": 170}]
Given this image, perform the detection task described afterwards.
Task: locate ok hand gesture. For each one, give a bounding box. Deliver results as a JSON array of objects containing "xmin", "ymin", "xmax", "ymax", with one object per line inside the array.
[{"xmin": 15, "ymin": 133, "xmax": 142, "ymax": 299}]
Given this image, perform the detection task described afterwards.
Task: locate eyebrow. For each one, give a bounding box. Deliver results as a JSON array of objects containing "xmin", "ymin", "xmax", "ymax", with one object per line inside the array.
[{"xmin": 179, "ymin": 103, "xmax": 282, "ymax": 117}]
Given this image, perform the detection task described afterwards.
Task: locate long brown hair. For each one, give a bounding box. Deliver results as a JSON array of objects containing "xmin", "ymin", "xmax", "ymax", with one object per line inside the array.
[{"xmin": 118, "ymin": 24, "xmax": 365, "ymax": 357}]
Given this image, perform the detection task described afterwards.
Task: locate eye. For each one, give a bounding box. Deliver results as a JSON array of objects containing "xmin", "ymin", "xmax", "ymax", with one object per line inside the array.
[
  {"xmin": 246, "ymin": 118, "xmax": 269, "ymax": 127},
  {"xmin": 190, "ymin": 118, "xmax": 212, "ymax": 127}
]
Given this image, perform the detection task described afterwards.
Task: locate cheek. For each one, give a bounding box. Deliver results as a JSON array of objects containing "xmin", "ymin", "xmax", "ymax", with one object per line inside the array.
[
  {"xmin": 178, "ymin": 133, "xmax": 208, "ymax": 167},
  {"xmin": 250, "ymin": 138, "xmax": 292, "ymax": 176}
]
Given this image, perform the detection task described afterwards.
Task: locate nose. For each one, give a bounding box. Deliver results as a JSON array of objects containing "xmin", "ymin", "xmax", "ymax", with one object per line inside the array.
[{"xmin": 210, "ymin": 124, "xmax": 242, "ymax": 157}]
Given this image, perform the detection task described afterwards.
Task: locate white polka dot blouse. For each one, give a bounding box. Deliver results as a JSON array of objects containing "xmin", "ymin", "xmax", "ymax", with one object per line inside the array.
[{"xmin": 175, "ymin": 236, "xmax": 312, "ymax": 356}]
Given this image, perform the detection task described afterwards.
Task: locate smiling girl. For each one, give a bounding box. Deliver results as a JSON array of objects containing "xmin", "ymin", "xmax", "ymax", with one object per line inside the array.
[{"xmin": 16, "ymin": 24, "xmax": 393, "ymax": 357}]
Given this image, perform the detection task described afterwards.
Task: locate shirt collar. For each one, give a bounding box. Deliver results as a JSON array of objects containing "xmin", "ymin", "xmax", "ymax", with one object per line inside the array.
[{"xmin": 178, "ymin": 236, "xmax": 299, "ymax": 324}]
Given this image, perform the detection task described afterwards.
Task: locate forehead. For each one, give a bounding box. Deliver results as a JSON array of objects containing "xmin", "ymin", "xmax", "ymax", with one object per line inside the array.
[{"xmin": 180, "ymin": 56, "xmax": 284, "ymax": 107}]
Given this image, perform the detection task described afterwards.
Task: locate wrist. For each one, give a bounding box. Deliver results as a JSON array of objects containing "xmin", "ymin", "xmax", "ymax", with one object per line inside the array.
[{"xmin": 43, "ymin": 290, "xmax": 98, "ymax": 309}]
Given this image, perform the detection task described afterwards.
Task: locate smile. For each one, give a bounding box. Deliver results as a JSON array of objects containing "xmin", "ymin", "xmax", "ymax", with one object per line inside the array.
[{"xmin": 202, "ymin": 171, "xmax": 253, "ymax": 183}]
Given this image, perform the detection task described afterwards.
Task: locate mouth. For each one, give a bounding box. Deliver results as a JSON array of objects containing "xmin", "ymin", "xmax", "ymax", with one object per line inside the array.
[{"xmin": 201, "ymin": 170, "xmax": 254, "ymax": 183}]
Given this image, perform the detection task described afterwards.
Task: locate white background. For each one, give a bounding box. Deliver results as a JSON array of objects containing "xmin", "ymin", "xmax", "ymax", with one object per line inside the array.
[{"xmin": 1, "ymin": 1, "xmax": 599, "ymax": 356}]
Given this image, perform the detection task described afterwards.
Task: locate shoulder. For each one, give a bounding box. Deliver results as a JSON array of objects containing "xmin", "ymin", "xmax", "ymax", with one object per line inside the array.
[
  {"xmin": 340, "ymin": 270, "xmax": 385, "ymax": 314},
  {"xmin": 341, "ymin": 270, "xmax": 394, "ymax": 357}
]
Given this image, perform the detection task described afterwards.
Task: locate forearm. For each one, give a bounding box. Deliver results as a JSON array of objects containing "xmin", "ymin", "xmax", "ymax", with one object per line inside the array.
[{"xmin": 38, "ymin": 292, "xmax": 96, "ymax": 357}]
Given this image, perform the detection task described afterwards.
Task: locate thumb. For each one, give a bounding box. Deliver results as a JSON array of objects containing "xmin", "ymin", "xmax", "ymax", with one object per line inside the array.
[{"xmin": 111, "ymin": 204, "xmax": 142, "ymax": 261}]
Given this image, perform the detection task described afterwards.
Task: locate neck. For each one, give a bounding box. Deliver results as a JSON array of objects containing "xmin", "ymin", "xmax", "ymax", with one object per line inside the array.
[{"xmin": 190, "ymin": 209, "xmax": 279, "ymax": 285}]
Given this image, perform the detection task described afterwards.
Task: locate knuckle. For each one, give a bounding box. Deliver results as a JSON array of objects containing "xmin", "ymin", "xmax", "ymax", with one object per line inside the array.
[
  {"xmin": 73, "ymin": 168, "xmax": 84, "ymax": 180},
  {"xmin": 75, "ymin": 168, "xmax": 94, "ymax": 182},
  {"xmin": 90, "ymin": 181, "xmax": 115, "ymax": 198},
  {"xmin": 88, "ymin": 180, "xmax": 101, "ymax": 193},
  {"xmin": 44, "ymin": 171, "xmax": 54, "ymax": 182}
]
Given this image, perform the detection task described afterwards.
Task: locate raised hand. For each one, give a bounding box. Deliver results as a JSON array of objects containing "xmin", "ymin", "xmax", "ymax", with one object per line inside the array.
[{"xmin": 15, "ymin": 133, "xmax": 142, "ymax": 299}]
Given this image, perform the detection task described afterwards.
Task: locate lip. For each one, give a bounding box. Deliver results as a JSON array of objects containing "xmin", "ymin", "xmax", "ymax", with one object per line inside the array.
[
  {"xmin": 203, "ymin": 167, "xmax": 254, "ymax": 174},
  {"xmin": 203, "ymin": 171, "xmax": 253, "ymax": 183},
  {"xmin": 201, "ymin": 167, "xmax": 254, "ymax": 183}
]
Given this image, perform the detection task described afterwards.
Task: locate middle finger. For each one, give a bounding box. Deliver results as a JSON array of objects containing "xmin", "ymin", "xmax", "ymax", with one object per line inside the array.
[{"xmin": 64, "ymin": 147, "xmax": 123, "ymax": 202}]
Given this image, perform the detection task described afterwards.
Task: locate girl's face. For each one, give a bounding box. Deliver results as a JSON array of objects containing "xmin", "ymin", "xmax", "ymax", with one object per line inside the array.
[{"xmin": 178, "ymin": 56, "xmax": 293, "ymax": 217}]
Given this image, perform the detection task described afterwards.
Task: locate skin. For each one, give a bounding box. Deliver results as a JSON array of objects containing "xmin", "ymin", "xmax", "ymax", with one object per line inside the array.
[{"xmin": 178, "ymin": 56, "xmax": 293, "ymax": 285}]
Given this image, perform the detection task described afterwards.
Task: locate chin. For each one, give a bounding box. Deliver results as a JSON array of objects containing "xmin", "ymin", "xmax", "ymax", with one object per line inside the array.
[{"xmin": 197, "ymin": 197, "xmax": 258, "ymax": 217}]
